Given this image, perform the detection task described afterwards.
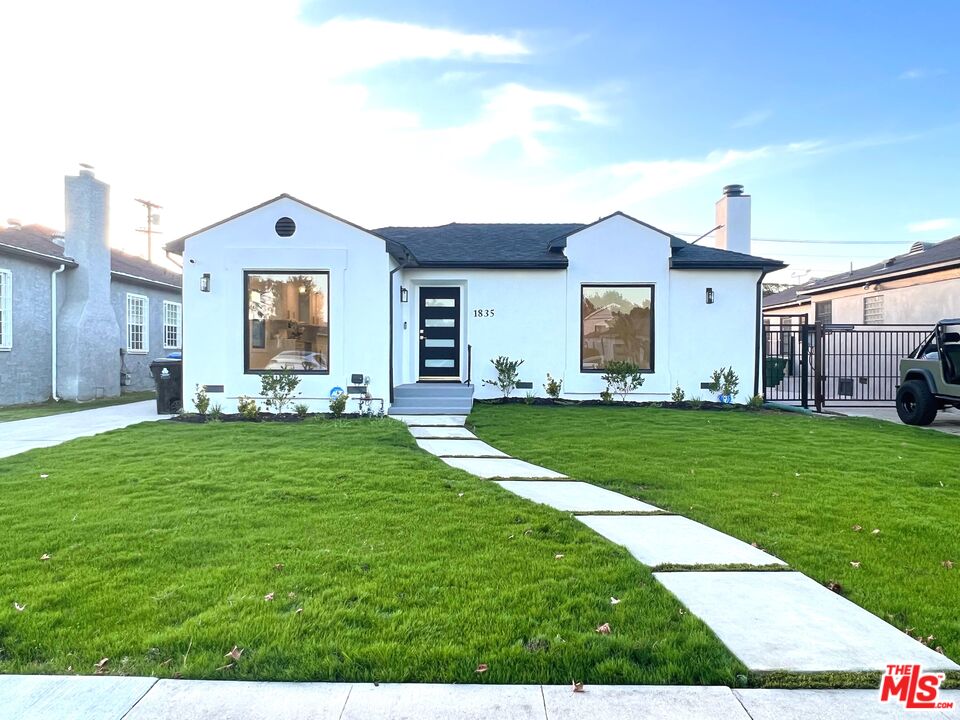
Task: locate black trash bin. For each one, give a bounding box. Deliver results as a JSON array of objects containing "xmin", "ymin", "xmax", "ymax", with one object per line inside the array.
[{"xmin": 149, "ymin": 358, "xmax": 183, "ymax": 414}]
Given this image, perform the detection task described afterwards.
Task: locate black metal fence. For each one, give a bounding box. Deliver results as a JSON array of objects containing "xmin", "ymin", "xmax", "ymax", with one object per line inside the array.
[{"xmin": 762, "ymin": 317, "xmax": 932, "ymax": 408}]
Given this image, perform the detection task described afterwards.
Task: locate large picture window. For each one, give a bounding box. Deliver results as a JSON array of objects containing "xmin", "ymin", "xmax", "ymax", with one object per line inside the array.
[
  {"xmin": 245, "ymin": 271, "xmax": 329, "ymax": 374},
  {"xmin": 581, "ymin": 284, "xmax": 654, "ymax": 371}
]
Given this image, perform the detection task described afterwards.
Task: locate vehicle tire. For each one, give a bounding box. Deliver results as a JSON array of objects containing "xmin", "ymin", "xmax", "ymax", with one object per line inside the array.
[{"xmin": 896, "ymin": 380, "xmax": 938, "ymax": 426}]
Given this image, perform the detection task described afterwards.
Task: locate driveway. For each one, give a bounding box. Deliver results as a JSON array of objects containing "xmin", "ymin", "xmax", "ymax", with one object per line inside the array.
[
  {"xmin": 834, "ymin": 405, "xmax": 960, "ymax": 437},
  {"xmin": 0, "ymin": 401, "xmax": 169, "ymax": 459}
]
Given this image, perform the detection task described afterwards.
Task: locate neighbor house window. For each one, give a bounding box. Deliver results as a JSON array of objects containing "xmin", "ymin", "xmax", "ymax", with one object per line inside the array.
[
  {"xmin": 581, "ymin": 284, "xmax": 654, "ymax": 372},
  {"xmin": 815, "ymin": 300, "xmax": 832, "ymax": 325},
  {"xmin": 126, "ymin": 293, "xmax": 148, "ymax": 353},
  {"xmin": 163, "ymin": 300, "xmax": 182, "ymax": 349},
  {"xmin": 863, "ymin": 295, "xmax": 884, "ymax": 325},
  {"xmin": 245, "ymin": 271, "xmax": 329, "ymax": 374},
  {"xmin": 0, "ymin": 269, "xmax": 11, "ymax": 350}
]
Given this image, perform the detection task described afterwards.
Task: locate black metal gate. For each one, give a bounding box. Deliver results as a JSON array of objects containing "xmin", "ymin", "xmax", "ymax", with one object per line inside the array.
[{"xmin": 762, "ymin": 318, "xmax": 932, "ymax": 409}]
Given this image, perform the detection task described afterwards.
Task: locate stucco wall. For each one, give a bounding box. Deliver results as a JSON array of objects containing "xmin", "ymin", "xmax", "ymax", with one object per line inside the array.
[
  {"xmin": 181, "ymin": 197, "xmax": 392, "ymax": 414},
  {"xmin": 110, "ymin": 280, "xmax": 182, "ymax": 391},
  {"xmin": 823, "ymin": 277, "xmax": 959, "ymax": 325},
  {"xmin": 0, "ymin": 256, "xmax": 64, "ymax": 405}
]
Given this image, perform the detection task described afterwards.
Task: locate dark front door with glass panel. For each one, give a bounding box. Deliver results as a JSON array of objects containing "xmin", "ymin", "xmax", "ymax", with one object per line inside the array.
[{"xmin": 419, "ymin": 287, "xmax": 460, "ymax": 380}]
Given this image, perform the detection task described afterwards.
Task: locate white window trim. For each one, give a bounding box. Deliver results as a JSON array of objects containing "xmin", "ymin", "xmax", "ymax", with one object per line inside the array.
[
  {"xmin": 126, "ymin": 292, "xmax": 149, "ymax": 354},
  {"xmin": 0, "ymin": 268, "xmax": 11, "ymax": 351},
  {"xmin": 163, "ymin": 300, "xmax": 182, "ymax": 350}
]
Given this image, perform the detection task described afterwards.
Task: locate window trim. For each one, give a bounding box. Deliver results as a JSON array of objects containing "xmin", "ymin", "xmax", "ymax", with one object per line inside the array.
[
  {"xmin": 580, "ymin": 282, "xmax": 656, "ymax": 374},
  {"xmin": 243, "ymin": 269, "xmax": 331, "ymax": 375},
  {"xmin": 163, "ymin": 300, "xmax": 182, "ymax": 350},
  {"xmin": 0, "ymin": 268, "xmax": 11, "ymax": 351},
  {"xmin": 125, "ymin": 292, "xmax": 149, "ymax": 354}
]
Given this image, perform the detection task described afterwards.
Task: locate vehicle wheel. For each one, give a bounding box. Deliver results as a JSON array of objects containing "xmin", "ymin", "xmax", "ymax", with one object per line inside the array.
[{"xmin": 896, "ymin": 380, "xmax": 938, "ymax": 426}]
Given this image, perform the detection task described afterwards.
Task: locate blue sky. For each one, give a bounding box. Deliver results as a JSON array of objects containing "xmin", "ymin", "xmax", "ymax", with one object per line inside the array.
[{"xmin": 1, "ymin": 0, "xmax": 958, "ymax": 280}]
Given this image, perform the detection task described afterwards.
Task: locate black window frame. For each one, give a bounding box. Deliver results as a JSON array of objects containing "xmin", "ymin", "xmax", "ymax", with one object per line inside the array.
[
  {"xmin": 580, "ymin": 283, "xmax": 656, "ymax": 373},
  {"xmin": 243, "ymin": 269, "xmax": 331, "ymax": 376}
]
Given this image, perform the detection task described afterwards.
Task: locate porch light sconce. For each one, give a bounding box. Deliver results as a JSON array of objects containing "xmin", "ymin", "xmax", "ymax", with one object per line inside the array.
[
  {"xmin": 705, "ymin": 287, "xmax": 715, "ymax": 304},
  {"xmin": 400, "ymin": 286, "xmax": 409, "ymax": 303},
  {"xmin": 200, "ymin": 273, "xmax": 211, "ymax": 293}
]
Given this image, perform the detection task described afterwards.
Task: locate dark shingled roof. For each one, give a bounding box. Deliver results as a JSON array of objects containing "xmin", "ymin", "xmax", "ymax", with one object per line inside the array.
[
  {"xmin": 376, "ymin": 223, "xmax": 583, "ymax": 268},
  {"xmin": 801, "ymin": 235, "xmax": 960, "ymax": 292},
  {"xmin": 762, "ymin": 281, "xmax": 816, "ymax": 308},
  {"xmin": 0, "ymin": 224, "xmax": 182, "ymax": 289},
  {"xmin": 669, "ymin": 236, "xmax": 785, "ymax": 270}
]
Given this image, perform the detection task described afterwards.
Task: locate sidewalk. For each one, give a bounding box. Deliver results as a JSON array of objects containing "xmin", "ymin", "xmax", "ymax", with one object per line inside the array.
[
  {"xmin": 3, "ymin": 675, "xmax": 956, "ymax": 719},
  {"xmin": 834, "ymin": 405, "xmax": 960, "ymax": 437},
  {"xmin": 0, "ymin": 401, "xmax": 168, "ymax": 459}
]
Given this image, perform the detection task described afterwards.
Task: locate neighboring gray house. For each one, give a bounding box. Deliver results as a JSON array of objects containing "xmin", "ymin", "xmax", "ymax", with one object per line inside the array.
[{"xmin": 0, "ymin": 169, "xmax": 182, "ymax": 406}]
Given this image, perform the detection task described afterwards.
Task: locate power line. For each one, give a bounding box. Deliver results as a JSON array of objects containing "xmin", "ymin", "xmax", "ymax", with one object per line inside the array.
[{"xmin": 674, "ymin": 231, "xmax": 908, "ymax": 246}]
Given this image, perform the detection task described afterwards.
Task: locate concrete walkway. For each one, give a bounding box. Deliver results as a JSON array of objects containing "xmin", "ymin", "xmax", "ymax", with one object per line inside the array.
[
  {"xmin": 834, "ymin": 405, "xmax": 960, "ymax": 437},
  {"xmin": 1, "ymin": 675, "xmax": 956, "ymax": 719},
  {"xmin": 402, "ymin": 414, "xmax": 959, "ymax": 675},
  {"xmin": 0, "ymin": 401, "xmax": 168, "ymax": 459}
]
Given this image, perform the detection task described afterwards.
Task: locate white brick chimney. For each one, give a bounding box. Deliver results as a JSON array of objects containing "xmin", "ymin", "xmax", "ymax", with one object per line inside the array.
[
  {"xmin": 714, "ymin": 184, "xmax": 751, "ymax": 255},
  {"xmin": 57, "ymin": 166, "xmax": 123, "ymax": 401}
]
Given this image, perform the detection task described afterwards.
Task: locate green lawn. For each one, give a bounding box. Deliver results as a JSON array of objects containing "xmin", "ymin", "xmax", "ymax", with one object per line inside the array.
[
  {"xmin": 0, "ymin": 418, "xmax": 743, "ymax": 684},
  {"xmin": 0, "ymin": 391, "xmax": 156, "ymax": 423},
  {"xmin": 469, "ymin": 404, "xmax": 960, "ymax": 661}
]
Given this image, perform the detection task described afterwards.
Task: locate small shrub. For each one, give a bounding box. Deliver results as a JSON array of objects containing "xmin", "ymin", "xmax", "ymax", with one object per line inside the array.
[
  {"xmin": 689, "ymin": 395, "xmax": 703, "ymax": 410},
  {"xmin": 707, "ymin": 367, "xmax": 740, "ymax": 402},
  {"xmin": 294, "ymin": 403, "xmax": 309, "ymax": 419},
  {"xmin": 748, "ymin": 394, "xmax": 765, "ymax": 409},
  {"xmin": 193, "ymin": 385, "xmax": 210, "ymax": 416},
  {"xmin": 237, "ymin": 396, "xmax": 259, "ymax": 420},
  {"xmin": 600, "ymin": 387, "xmax": 613, "ymax": 404},
  {"xmin": 524, "ymin": 392, "xmax": 536, "ymax": 405},
  {"xmin": 260, "ymin": 369, "xmax": 301, "ymax": 414},
  {"xmin": 483, "ymin": 356, "xmax": 524, "ymax": 398},
  {"xmin": 209, "ymin": 403, "xmax": 223, "ymax": 421},
  {"xmin": 671, "ymin": 385, "xmax": 686, "ymax": 403},
  {"xmin": 543, "ymin": 373, "xmax": 563, "ymax": 399},
  {"xmin": 601, "ymin": 360, "xmax": 645, "ymax": 402},
  {"xmin": 329, "ymin": 392, "xmax": 348, "ymax": 418}
]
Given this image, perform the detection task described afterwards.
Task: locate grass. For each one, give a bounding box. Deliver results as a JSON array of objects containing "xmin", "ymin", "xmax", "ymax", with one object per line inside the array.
[
  {"xmin": 0, "ymin": 418, "xmax": 744, "ymax": 684},
  {"xmin": 0, "ymin": 391, "xmax": 156, "ymax": 423},
  {"xmin": 469, "ymin": 404, "xmax": 960, "ymax": 663}
]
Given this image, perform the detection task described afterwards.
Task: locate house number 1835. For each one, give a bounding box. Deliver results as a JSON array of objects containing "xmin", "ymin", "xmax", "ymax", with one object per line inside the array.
[{"xmin": 473, "ymin": 308, "xmax": 495, "ymax": 317}]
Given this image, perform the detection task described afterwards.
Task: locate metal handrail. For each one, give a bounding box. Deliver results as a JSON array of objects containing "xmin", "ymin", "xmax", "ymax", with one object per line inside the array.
[{"xmin": 466, "ymin": 344, "xmax": 472, "ymax": 386}]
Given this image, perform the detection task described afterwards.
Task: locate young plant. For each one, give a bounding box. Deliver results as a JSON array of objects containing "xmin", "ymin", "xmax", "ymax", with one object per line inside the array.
[
  {"xmin": 543, "ymin": 373, "xmax": 563, "ymax": 399},
  {"xmin": 689, "ymin": 395, "xmax": 703, "ymax": 410},
  {"xmin": 671, "ymin": 385, "xmax": 686, "ymax": 403},
  {"xmin": 260, "ymin": 369, "xmax": 302, "ymax": 414},
  {"xmin": 600, "ymin": 387, "xmax": 613, "ymax": 404},
  {"xmin": 193, "ymin": 385, "xmax": 210, "ymax": 417},
  {"xmin": 748, "ymin": 394, "xmax": 765, "ymax": 409},
  {"xmin": 294, "ymin": 403, "xmax": 309, "ymax": 419},
  {"xmin": 600, "ymin": 360, "xmax": 645, "ymax": 402},
  {"xmin": 329, "ymin": 392, "xmax": 348, "ymax": 418},
  {"xmin": 707, "ymin": 367, "xmax": 741, "ymax": 402},
  {"xmin": 483, "ymin": 356, "xmax": 524, "ymax": 398},
  {"xmin": 209, "ymin": 403, "xmax": 223, "ymax": 422},
  {"xmin": 524, "ymin": 392, "xmax": 536, "ymax": 405},
  {"xmin": 237, "ymin": 396, "xmax": 259, "ymax": 420}
]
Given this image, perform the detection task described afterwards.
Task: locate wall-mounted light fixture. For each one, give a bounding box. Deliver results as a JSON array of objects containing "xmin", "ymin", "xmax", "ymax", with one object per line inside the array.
[
  {"xmin": 400, "ymin": 287, "xmax": 409, "ymax": 303},
  {"xmin": 200, "ymin": 273, "xmax": 211, "ymax": 293},
  {"xmin": 705, "ymin": 287, "xmax": 715, "ymax": 304}
]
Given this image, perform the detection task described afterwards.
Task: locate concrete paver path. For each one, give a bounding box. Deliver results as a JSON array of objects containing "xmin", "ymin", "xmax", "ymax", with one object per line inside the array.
[
  {"xmin": 0, "ymin": 401, "xmax": 167, "ymax": 459},
  {"xmin": 496, "ymin": 480, "xmax": 661, "ymax": 513}
]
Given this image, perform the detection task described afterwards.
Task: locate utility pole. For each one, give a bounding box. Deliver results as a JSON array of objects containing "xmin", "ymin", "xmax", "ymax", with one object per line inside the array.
[{"xmin": 135, "ymin": 198, "xmax": 162, "ymax": 262}]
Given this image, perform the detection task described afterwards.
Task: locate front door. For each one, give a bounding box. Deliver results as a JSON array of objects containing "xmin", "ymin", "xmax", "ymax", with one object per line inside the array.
[{"xmin": 418, "ymin": 287, "xmax": 460, "ymax": 380}]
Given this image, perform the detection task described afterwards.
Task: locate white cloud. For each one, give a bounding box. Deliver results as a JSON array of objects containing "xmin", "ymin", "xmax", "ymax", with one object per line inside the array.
[
  {"xmin": 898, "ymin": 68, "xmax": 945, "ymax": 81},
  {"xmin": 731, "ymin": 109, "xmax": 773, "ymax": 129},
  {"xmin": 907, "ymin": 218, "xmax": 957, "ymax": 233}
]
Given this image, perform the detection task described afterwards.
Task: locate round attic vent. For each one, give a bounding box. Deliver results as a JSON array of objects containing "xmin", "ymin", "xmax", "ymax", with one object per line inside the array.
[{"xmin": 275, "ymin": 217, "xmax": 296, "ymax": 237}]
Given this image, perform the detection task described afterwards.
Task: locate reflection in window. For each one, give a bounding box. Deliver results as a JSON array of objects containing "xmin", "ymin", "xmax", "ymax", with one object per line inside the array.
[
  {"xmin": 246, "ymin": 272, "xmax": 329, "ymax": 373},
  {"xmin": 581, "ymin": 285, "xmax": 653, "ymax": 371}
]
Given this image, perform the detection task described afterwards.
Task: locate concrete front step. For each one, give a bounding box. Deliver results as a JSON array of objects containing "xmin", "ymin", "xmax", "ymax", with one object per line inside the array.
[
  {"xmin": 394, "ymin": 383, "xmax": 474, "ymax": 399},
  {"xmin": 388, "ymin": 404, "xmax": 473, "ymax": 415}
]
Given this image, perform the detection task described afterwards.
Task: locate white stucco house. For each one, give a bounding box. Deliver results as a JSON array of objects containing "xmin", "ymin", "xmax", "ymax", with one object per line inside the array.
[{"xmin": 166, "ymin": 184, "xmax": 783, "ymax": 414}]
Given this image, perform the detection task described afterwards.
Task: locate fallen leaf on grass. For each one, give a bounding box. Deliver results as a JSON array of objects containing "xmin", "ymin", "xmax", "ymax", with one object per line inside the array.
[
  {"xmin": 850, "ymin": 561, "xmax": 861, "ymax": 568},
  {"xmin": 13, "ymin": 602, "xmax": 25, "ymax": 612},
  {"xmin": 295, "ymin": 607, "xmax": 303, "ymax": 615},
  {"xmin": 554, "ymin": 554, "xmax": 565, "ymax": 560},
  {"xmin": 595, "ymin": 623, "xmax": 611, "ymax": 635},
  {"xmin": 572, "ymin": 680, "xmax": 585, "ymax": 693},
  {"xmin": 94, "ymin": 658, "xmax": 109, "ymax": 674},
  {"xmin": 39, "ymin": 474, "xmax": 49, "ymax": 479},
  {"xmin": 225, "ymin": 646, "xmax": 243, "ymax": 661},
  {"xmin": 264, "ymin": 592, "xmax": 274, "ymax": 601},
  {"xmin": 826, "ymin": 581, "xmax": 843, "ymax": 594},
  {"xmin": 216, "ymin": 662, "xmax": 235, "ymax": 672},
  {"xmin": 40, "ymin": 554, "xmax": 51, "ymax": 561},
  {"xmin": 871, "ymin": 528, "xmax": 880, "ymax": 535},
  {"xmin": 852, "ymin": 525, "xmax": 862, "ymax": 532},
  {"xmin": 273, "ymin": 563, "xmax": 284, "ymax": 572},
  {"xmin": 610, "ymin": 597, "xmax": 621, "ymax": 605},
  {"xmin": 457, "ymin": 493, "xmax": 464, "ymax": 497},
  {"xmin": 287, "ymin": 592, "xmax": 296, "ymax": 599},
  {"xmin": 475, "ymin": 663, "xmax": 488, "ymax": 674},
  {"xmin": 943, "ymin": 560, "xmax": 955, "ymax": 569}
]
